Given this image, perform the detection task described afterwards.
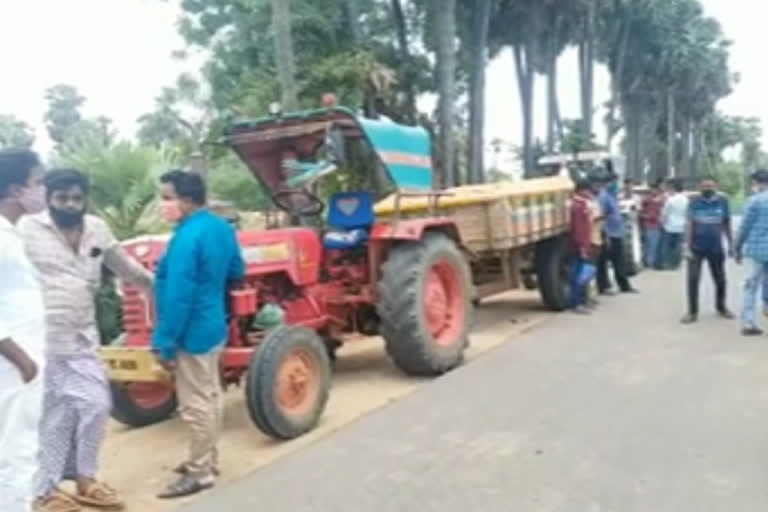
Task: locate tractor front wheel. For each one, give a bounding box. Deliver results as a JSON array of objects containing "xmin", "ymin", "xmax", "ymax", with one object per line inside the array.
[
  {"xmin": 110, "ymin": 381, "xmax": 177, "ymax": 427},
  {"xmin": 377, "ymin": 233, "xmax": 472, "ymax": 376},
  {"xmin": 245, "ymin": 326, "xmax": 331, "ymax": 440}
]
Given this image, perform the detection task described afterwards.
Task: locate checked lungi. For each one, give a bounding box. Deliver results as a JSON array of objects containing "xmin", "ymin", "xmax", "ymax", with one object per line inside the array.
[{"xmin": 33, "ymin": 353, "xmax": 111, "ymax": 497}]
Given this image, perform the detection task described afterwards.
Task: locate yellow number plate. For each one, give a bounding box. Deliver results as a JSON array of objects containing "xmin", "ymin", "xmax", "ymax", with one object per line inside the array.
[{"xmin": 101, "ymin": 347, "xmax": 171, "ymax": 383}]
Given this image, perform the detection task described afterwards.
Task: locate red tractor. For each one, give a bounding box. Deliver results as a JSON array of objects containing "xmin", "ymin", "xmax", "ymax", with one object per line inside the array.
[{"xmin": 103, "ymin": 107, "xmax": 474, "ymax": 440}]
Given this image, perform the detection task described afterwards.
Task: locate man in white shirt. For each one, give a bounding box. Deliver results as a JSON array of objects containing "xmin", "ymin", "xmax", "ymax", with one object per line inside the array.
[
  {"xmin": 660, "ymin": 178, "xmax": 689, "ymax": 269},
  {"xmin": 0, "ymin": 149, "xmax": 47, "ymax": 512}
]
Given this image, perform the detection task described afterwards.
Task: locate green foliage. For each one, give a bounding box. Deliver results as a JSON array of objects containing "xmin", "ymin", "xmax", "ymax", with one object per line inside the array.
[
  {"xmin": 0, "ymin": 114, "xmax": 35, "ymax": 149},
  {"xmin": 559, "ymin": 119, "xmax": 602, "ymax": 155},
  {"xmin": 55, "ymin": 136, "xmax": 179, "ymax": 240},
  {"xmin": 209, "ymin": 153, "xmax": 271, "ymax": 211},
  {"xmin": 713, "ymin": 160, "xmax": 744, "ymax": 198}
]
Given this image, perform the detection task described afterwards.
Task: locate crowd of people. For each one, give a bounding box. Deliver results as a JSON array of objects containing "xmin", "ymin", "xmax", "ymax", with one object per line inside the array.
[
  {"xmin": 0, "ymin": 148, "xmax": 244, "ymax": 512},
  {"xmin": 569, "ymin": 165, "xmax": 768, "ymax": 336}
]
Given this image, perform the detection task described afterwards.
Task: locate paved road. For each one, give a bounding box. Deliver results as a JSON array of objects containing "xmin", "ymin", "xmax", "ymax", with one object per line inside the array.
[{"xmin": 183, "ymin": 265, "xmax": 768, "ymax": 512}]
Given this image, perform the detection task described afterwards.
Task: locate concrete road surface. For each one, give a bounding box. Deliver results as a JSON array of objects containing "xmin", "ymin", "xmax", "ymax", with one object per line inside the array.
[
  {"xmin": 99, "ymin": 291, "xmax": 552, "ymax": 511},
  {"xmin": 182, "ymin": 264, "xmax": 768, "ymax": 512}
]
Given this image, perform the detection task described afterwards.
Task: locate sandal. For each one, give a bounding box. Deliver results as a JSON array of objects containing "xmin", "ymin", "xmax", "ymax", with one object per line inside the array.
[
  {"xmin": 157, "ymin": 474, "xmax": 214, "ymax": 499},
  {"xmin": 173, "ymin": 462, "xmax": 220, "ymax": 477},
  {"xmin": 33, "ymin": 491, "xmax": 81, "ymax": 512},
  {"xmin": 67, "ymin": 481, "xmax": 124, "ymax": 510}
]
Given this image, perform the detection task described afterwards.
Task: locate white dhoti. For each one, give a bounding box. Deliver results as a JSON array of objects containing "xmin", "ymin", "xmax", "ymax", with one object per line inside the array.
[{"xmin": 0, "ymin": 370, "xmax": 43, "ymax": 512}]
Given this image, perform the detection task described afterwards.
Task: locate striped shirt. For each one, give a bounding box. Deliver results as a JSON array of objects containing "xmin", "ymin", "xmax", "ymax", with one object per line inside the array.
[{"xmin": 18, "ymin": 212, "xmax": 153, "ymax": 356}]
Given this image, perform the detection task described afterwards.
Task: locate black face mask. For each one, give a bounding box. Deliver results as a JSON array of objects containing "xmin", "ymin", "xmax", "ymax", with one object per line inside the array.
[
  {"xmin": 50, "ymin": 207, "xmax": 85, "ymax": 229},
  {"xmin": 701, "ymin": 190, "xmax": 716, "ymax": 199}
]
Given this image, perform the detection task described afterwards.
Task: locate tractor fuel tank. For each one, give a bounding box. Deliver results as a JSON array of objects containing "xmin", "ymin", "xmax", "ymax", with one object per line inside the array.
[{"xmin": 237, "ymin": 227, "xmax": 322, "ymax": 286}]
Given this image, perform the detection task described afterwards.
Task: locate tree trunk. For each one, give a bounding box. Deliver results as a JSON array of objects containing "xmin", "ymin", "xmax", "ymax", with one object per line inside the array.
[
  {"xmin": 391, "ymin": 0, "xmax": 417, "ymax": 123},
  {"xmin": 680, "ymin": 115, "xmax": 691, "ymax": 179},
  {"xmin": 434, "ymin": 0, "xmax": 457, "ymax": 187},
  {"xmin": 271, "ymin": 0, "xmax": 298, "ymax": 111},
  {"xmin": 579, "ymin": 1, "xmax": 595, "ymax": 137},
  {"xmin": 467, "ymin": 0, "xmax": 492, "ymax": 184},
  {"xmin": 605, "ymin": 2, "xmax": 631, "ymax": 149},
  {"xmin": 624, "ymin": 98, "xmax": 643, "ymax": 182},
  {"xmin": 343, "ymin": 0, "xmax": 362, "ymax": 44},
  {"xmin": 514, "ymin": 44, "xmax": 535, "ymax": 178},
  {"xmin": 546, "ymin": 40, "xmax": 560, "ymax": 154},
  {"xmin": 666, "ymin": 89, "xmax": 675, "ymax": 178}
]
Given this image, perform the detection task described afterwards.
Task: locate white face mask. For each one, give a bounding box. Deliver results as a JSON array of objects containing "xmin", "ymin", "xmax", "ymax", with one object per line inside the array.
[{"xmin": 18, "ymin": 184, "xmax": 46, "ymax": 214}]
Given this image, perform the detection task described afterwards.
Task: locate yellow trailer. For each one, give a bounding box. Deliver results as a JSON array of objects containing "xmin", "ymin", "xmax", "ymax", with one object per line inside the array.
[{"xmin": 375, "ymin": 175, "xmax": 575, "ymax": 310}]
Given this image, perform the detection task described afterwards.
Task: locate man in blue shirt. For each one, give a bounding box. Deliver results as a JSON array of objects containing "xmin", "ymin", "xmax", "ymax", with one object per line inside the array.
[
  {"xmin": 681, "ymin": 177, "xmax": 734, "ymax": 324},
  {"xmin": 152, "ymin": 170, "xmax": 245, "ymax": 498},
  {"xmin": 596, "ymin": 172, "xmax": 637, "ymax": 295},
  {"xmin": 736, "ymin": 169, "xmax": 768, "ymax": 335}
]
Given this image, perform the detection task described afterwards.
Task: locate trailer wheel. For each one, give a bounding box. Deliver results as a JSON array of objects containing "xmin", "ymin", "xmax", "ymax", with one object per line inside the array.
[
  {"xmin": 623, "ymin": 216, "xmax": 639, "ymax": 277},
  {"xmin": 378, "ymin": 233, "xmax": 472, "ymax": 376},
  {"xmin": 245, "ymin": 326, "xmax": 331, "ymax": 440},
  {"xmin": 534, "ymin": 236, "xmax": 571, "ymax": 311},
  {"xmin": 110, "ymin": 381, "xmax": 177, "ymax": 427}
]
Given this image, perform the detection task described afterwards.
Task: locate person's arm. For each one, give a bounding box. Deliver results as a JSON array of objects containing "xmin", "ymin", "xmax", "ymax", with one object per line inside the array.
[
  {"xmin": 226, "ymin": 226, "xmax": 245, "ymax": 284},
  {"xmin": 684, "ymin": 200, "xmax": 694, "ymax": 258},
  {"xmin": 722, "ymin": 196, "xmax": 733, "ymax": 255},
  {"xmin": 151, "ymin": 232, "xmax": 200, "ymax": 361},
  {"xmin": 0, "ymin": 335, "xmax": 37, "ymax": 383},
  {"xmin": 104, "ymin": 245, "xmax": 154, "ymax": 293},
  {"xmin": 735, "ymin": 197, "xmax": 757, "ymax": 260}
]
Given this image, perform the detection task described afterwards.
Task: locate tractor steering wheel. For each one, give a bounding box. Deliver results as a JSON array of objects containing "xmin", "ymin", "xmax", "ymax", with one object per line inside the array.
[{"xmin": 272, "ymin": 189, "xmax": 326, "ymax": 217}]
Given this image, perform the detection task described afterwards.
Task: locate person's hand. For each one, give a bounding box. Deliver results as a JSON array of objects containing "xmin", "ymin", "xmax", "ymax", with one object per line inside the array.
[
  {"xmin": 158, "ymin": 358, "xmax": 176, "ymax": 373},
  {"xmin": 152, "ymin": 350, "xmax": 176, "ymax": 373},
  {"xmin": 580, "ymin": 248, "xmax": 591, "ymax": 260},
  {"xmin": 18, "ymin": 357, "xmax": 38, "ymax": 383}
]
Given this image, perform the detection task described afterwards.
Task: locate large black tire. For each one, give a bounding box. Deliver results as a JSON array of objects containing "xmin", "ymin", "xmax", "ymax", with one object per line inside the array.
[
  {"xmin": 377, "ymin": 233, "xmax": 472, "ymax": 376},
  {"xmin": 245, "ymin": 325, "xmax": 331, "ymax": 440},
  {"xmin": 110, "ymin": 381, "xmax": 177, "ymax": 427},
  {"xmin": 623, "ymin": 216, "xmax": 639, "ymax": 277},
  {"xmin": 534, "ymin": 236, "xmax": 571, "ymax": 311}
]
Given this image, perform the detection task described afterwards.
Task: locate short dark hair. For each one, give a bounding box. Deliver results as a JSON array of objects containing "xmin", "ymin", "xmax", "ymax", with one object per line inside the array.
[
  {"xmin": 0, "ymin": 149, "xmax": 41, "ymax": 200},
  {"xmin": 160, "ymin": 170, "xmax": 206, "ymax": 205},
  {"xmin": 575, "ymin": 179, "xmax": 592, "ymax": 193},
  {"xmin": 668, "ymin": 178, "xmax": 684, "ymax": 192},
  {"xmin": 44, "ymin": 168, "xmax": 90, "ymax": 198},
  {"xmin": 751, "ymin": 169, "xmax": 768, "ymax": 184}
]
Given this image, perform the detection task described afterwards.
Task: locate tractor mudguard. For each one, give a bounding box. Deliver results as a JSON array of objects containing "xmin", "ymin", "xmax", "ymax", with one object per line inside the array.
[{"xmin": 370, "ymin": 218, "xmax": 461, "ymax": 243}]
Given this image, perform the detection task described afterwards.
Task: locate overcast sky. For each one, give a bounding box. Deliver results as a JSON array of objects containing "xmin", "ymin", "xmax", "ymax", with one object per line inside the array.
[{"xmin": 0, "ymin": 0, "xmax": 764, "ymax": 159}]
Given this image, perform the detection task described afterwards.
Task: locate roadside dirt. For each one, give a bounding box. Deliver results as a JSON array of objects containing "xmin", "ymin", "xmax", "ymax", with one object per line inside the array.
[{"xmin": 94, "ymin": 291, "xmax": 551, "ymax": 511}]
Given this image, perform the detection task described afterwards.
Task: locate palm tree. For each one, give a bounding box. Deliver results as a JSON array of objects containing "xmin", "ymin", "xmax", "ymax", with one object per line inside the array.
[
  {"xmin": 57, "ymin": 135, "xmax": 179, "ymax": 240},
  {"xmin": 271, "ymin": 0, "xmax": 299, "ymax": 111},
  {"xmin": 434, "ymin": 0, "xmax": 458, "ymax": 187}
]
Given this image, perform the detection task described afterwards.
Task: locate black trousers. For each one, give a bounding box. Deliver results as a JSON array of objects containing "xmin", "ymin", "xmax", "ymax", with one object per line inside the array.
[
  {"xmin": 597, "ymin": 236, "xmax": 631, "ymax": 293},
  {"xmin": 687, "ymin": 250, "xmax": 726, "ymax": 315}
]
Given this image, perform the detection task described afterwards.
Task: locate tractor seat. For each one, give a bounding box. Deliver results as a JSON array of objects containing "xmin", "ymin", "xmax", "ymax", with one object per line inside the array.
[{"xmin": 323, "ymin": 191, "xmax": 374, "ymax": 250}]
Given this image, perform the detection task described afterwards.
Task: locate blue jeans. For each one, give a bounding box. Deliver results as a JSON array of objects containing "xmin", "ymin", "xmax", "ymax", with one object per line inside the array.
[
  {"xmin": 741, "ymin": 259, "xmax": 768, "ymax": 329},
  {"xmin": 643, "ymin": 227, "xmax": 662, "ymax": 268},
  {"xmin": 660, "ymin": 231, "xmax": 684, "ymax": 269},
  {"xmin": 569, "ymin": 258, "xmax": 589, "ymax": 308}
]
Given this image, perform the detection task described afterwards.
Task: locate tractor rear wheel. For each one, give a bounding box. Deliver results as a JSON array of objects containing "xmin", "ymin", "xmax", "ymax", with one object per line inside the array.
[
  {"xmin": 377, "ymin": 233, "xmax": 472, "ymax": 376},
  {"xmin": 110, "ymin": 381, "xmax": 177, "ymax": 427},
  {"xmin": 534, "ymin": 235, "xmax": 571, "ymax": 311},
  {"xmin": 245, "ymin": 326, "xmax": 331, "ymax": 440}
]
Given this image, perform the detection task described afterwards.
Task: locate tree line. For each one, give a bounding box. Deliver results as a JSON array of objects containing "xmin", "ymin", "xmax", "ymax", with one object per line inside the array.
[{"xmin": 1, "ymin": 0, "xmax": 764, "ymax": 206}]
